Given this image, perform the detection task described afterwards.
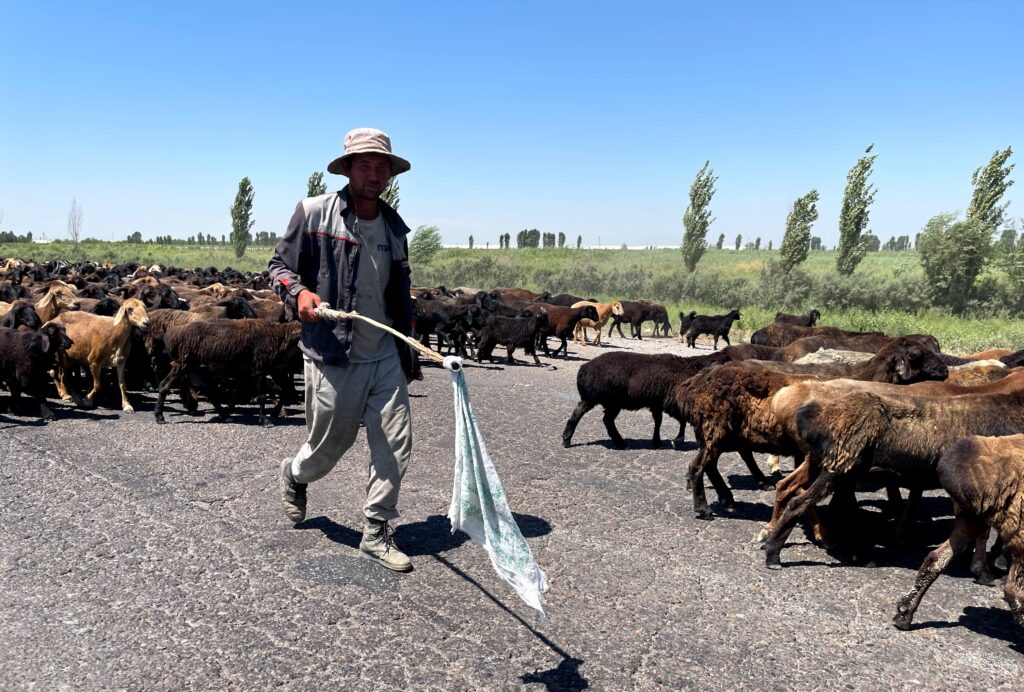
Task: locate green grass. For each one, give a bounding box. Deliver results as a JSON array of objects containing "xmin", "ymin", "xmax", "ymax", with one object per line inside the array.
[{"xmin": 4, "ymin": 242, "xmax": 1022, "ymax": 354}]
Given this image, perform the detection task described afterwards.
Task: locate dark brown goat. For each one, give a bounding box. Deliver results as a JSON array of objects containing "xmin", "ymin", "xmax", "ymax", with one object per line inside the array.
[
  {"xmin": 893, "ymin": 434, "xmax": 1024, "ymax": 631},
  {"xmin": 761, "ymin": 371, "xmax": 1024, "ymax": 569},
  {"xmin": 672, "ymin": 337, "xmax": 949, "ymax": 520},
  {"xmin": 476, "ymin": 311, "xmax": 549, "ymax": 366}
]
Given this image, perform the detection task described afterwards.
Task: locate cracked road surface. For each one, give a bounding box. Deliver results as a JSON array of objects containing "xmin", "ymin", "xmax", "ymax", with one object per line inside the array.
[{"xmin": 2, "ymin": 335, "xmax": 1022, "ymax": 689}]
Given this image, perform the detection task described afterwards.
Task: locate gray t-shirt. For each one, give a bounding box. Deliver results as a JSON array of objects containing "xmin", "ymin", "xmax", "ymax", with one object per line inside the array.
[{"xmin": 347, "ymin": 213, "xmax": 398, "ymax": 363}]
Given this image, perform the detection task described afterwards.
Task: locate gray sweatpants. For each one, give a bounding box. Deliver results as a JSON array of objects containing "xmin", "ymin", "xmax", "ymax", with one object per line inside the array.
[{"xmin": 288, "ymin": 353, "xmax": 412, "ymax": 521}]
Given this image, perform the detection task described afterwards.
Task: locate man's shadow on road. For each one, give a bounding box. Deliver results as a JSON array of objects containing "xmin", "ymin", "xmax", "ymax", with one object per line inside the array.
[
  {"xmin": 299, "ymin": 512, "xmax": 587, "ymax": 689},
  {"xmin": 298, "ymin": 512, "xmax": 553, "ymax": 556}
]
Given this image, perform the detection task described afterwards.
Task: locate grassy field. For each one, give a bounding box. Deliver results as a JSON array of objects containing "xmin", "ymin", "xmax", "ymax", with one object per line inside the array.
[{"xmin": 3, "ymin": 242, "xmax": 1022, "ymax": 353}]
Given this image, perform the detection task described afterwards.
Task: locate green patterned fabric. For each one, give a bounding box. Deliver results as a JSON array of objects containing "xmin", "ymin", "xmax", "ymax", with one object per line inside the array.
[{"xmin": 444, "ymin": 356, "xmax": 548, "ymax": 616}]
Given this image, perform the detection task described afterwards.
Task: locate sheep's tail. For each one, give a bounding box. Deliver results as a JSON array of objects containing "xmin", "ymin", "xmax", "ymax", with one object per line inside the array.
[{"xmin": 314, "ymin": 303, "xmax": 446, "ymax": 365}]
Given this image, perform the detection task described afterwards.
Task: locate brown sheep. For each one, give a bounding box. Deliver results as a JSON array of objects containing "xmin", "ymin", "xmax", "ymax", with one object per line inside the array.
[
  {"xmin": 49, "ymin": 298, "xmax": 151, "ymax": 412},
  {"xmin": 966, "ymin": 347, "xmax": 1014, "ymax": 360},
  {"xmin": 572, "ymin": 300, "xmax": 623, "ymax": 346},
  {"xmin": 749, "ymin": 323, "xmax": 882, "ymax": 347},
  {"xmin": 765, "ymin": 370, "xmax": 1024, "ymax": 545},
  {"xmin": 893, "ymin": 434, "xmax": 1024, "ymax": 631},
  {"xmin": 673, "ymin": 337, "xmax": 949, "ymax": 520},
  {"xmin": 761, "ymin": 371, "xmax": 1024, "ymax": 570},
  {"xmin": 31, "ymin": 284, "xmax": 80, "ymax": 322},
  {"xmin": 521, "ymin": 303, "xmax": 598, "ymax": 358}
]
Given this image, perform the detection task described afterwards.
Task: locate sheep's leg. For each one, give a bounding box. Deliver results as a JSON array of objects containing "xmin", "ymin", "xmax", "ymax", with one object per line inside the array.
[
  {"xmin": 763, "ymin": 468, "xmax": 837, "ymax": 569},
  {"xmin": 892, "ymin": 486, "xmax": 923, "ymax": 540},
  {"xmin": 505, "ymin": 345, "xmax": 517, "ymax": 365},
  {"xmin": 970, "ymin": 528, "xmax": 996, "ymax": 586},
  {"xmin": 558, "ymin": 336, "xmax": 568, "ymax": 358},
  {"xmin": 53, "ymin": 355, "xmax": 77, "ymax": 404},
  {"xmin": 893, "ymin": 515, "xmax": 985, "ymax": 630},
  {"xmin": 712, "ymin": 336, "xmax": 719, "ymax": 350},
  {"xmin": 154, "ymin": 361, "xmax": 186, "ymax": 424},
  {"xmin": 757, "ymin": 462, "xmax": 812, "ymax": 542},
  {"xmin": 562, "ymin": 400, "xmax": 594, "ymax": 448},
  {"xmin": 601, "ymin": 407, "xmax": 626, "ymax": 449},
  {"xmin": 767, "ymin": 454, "xmax": 782, "ymax": 475},
  {"xmin": 690, "ymin": 446, "xmax": 733, "ymax": 519},
  {"xmin": 703, "ymin": 455, "xmax": 736, "ymax": 513},
  {"xmin": 738, "ymin": 449, "xmax": 774, "ymax": 490},
  {"xmin": 721, "ymin": 334, "xmax": 731, "ymax": 346},
  {"xmin": 83, "ymin": 360, "xmax": 103, "ymax": 409},
  {"xmin": 633, "ymin": 322, "xmax": 643, "ymax": 340},
  {"xmin": 256, "ymin": 373, "xmax": 272, "ymax": 428},
  {"xmin": 650, "ymin": 407, "xmax": 663, "ymax": 447},
  {"xmin": 672, "ymin": 420, "xmax": 686, "ymax": 447},
  {"xmin": 1004, "ymin": 553, "xmax": 1024, "ymax": 628},
  {"xmin": 115, "ymin": 356, "xmax": 134, "ymax": 413}
]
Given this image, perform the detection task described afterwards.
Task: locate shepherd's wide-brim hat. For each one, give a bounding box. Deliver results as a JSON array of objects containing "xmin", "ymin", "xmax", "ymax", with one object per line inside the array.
[{"xmin": 327, "ymin": 127, "xmax": 411, "ymax": 177}]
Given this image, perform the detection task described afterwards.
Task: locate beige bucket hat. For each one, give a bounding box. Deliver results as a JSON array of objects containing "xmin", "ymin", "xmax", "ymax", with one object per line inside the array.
[{"xmin": 327, "ymin": 127, "xmax": 411, "ymax": 176}]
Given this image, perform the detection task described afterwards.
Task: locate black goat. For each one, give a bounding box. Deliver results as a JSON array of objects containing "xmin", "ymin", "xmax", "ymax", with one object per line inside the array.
[{"xmin": 684, "ymin": 309, "xmax": 741, "ymax": 349}]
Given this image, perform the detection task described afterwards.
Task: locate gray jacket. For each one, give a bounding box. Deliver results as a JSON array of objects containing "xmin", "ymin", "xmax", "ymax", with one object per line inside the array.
[{"xmin": 267, "ymin": 187, "xmax": 419, "ymax": 377}]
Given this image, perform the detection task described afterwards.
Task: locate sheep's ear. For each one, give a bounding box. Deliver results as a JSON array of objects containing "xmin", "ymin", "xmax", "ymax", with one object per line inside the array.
[{"xmin": 39, "ymin": 334, "xmax": 51, "ymax": 353}]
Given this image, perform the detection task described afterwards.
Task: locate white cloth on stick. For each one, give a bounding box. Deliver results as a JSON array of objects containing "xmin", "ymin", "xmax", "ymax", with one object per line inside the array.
[{"xmin": 443, "ymin": 356, "xmax": 548, "ymax": 616}]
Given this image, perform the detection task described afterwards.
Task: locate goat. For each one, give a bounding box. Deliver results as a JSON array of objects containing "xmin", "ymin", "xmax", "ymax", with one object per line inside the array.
[
  {"xmin": 673, "ymin": 337, "xmax": 949, "ymax": 520},
  {"xmin": 774, "ymin": 309, "xmax": 821, "ymax": 327},
  {"xmin": 684, "ymin": 309, "xmax": 741, "ymax": 349},
  {"xmin": 0, "ymin": 322, "xmax": 74, "ymax": 421},
  {"xmin": 761, "ymin": 371, "xmax": 1024, "ymax": 570},
  {"xmin": 49, "ymin": 298, "xmax": 151, "ymax": 412},
  {"xmin": 572, "ymin": 300, "xmax": 623, "ymax": 346},
  {"xmin": 154, "ymin": 320, "xmax": 301, "ymax": 426},
  {"xmin": 893, "ymin": 434, "xmax": 1024, "ymax": 631}
]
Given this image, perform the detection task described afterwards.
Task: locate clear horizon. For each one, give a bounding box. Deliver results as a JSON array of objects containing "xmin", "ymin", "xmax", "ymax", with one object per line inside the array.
[{"xmin": 1, "ymin": 1, "xmax": 1021, "ymax": 248}]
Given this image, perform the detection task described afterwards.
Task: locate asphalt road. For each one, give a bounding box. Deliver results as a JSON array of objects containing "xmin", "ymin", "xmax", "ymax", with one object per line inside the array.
[{"xmin": 2, "ymin": 333, "xmax": 1022, "ymax": 690}]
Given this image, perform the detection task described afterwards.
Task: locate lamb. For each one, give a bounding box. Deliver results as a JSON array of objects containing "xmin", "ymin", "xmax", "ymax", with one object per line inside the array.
[
  {"xmin": 49, "ymin": 298, "xmax": 152, "ymax": 413},
  {"xmin": 562, "ymin": 350, "xmax": 730, "ymax": 449},
  {"xmin": 683, "ymin": 309, "xmax": 741, "ymax": 350},
  {"xmin": 761, "ymin": 371, "xmax": 1024, "ymax": 570},
  {"xmin": 0, "ymin": 322, "xmax": 74, "ymax": 421},
  {"xmin": 154, "ymin": 319, "xmax": 301, "ymax": 426},
  {"xmin": 893, "ymin": 434, "xmax": 1024, "ymax": 631},
  {"xmin": 673, "ymin": 337, "xmax": 949, "ymax": 520},
  {"xmin": 475, "ymin": 311, "xmax": 549, "ymax": 366},
  {"xmin": 0, "ymin": 301, "xmax": 42, "ymax": 330},
  {"xmin": 774, "ymin": 309, "xmax": 821, "ymax": 327},
  {"xmin": 572, "ymin": 300, "xmax": 624, "ymax": 346}
]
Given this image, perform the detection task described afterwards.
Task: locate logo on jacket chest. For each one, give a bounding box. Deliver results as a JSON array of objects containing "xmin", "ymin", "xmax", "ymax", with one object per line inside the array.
[{"xmin": 376, "ymin": 242, "xmax": 391, "ymax": 253}]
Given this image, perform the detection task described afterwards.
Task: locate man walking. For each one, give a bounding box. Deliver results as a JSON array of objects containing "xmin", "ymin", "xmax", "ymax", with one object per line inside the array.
[{"xmin": 268, "ymin": 128, "xmax": 421, "ymax": 572}]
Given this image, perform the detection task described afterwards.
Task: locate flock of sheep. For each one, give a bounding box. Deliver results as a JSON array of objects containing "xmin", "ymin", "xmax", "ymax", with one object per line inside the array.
[{"xmin": 2, "ymin": 257, "xmax": 1022, "ymax": 636}]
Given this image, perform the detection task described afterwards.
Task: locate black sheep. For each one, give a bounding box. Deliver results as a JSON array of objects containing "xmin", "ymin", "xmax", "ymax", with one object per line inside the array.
[
  {"xmin": 0, "ymin": 301, "xmax": 42, "ymax": 330},
  {"xmin": 774, "ymin": 309, "xmax": 821, "ymax": 327},
  {"xmin": 684, "ymin": 309, "xmax": 741, "ymax": 349},
  {"xmin": 0, "ymin": 322, "xmax": 74, "ymax": 421},
  {"xmin": 476, "ymin": 311, "xmax": 549, "ymax": 366},
  {"xmin": 563, "ymin": 350, "xmax": 732, "ymax": 449}
]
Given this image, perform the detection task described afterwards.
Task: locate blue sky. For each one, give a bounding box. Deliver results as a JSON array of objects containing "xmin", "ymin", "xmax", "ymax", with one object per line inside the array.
[{"xmin": 1, "ymin": 1, "xmax": 1021, "ymax": 248}]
